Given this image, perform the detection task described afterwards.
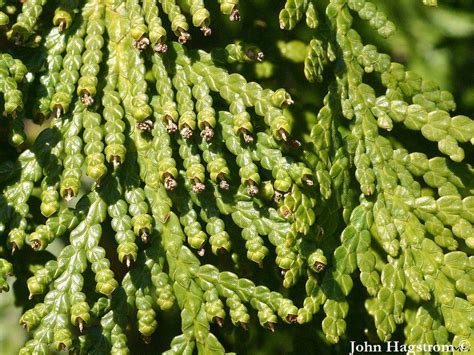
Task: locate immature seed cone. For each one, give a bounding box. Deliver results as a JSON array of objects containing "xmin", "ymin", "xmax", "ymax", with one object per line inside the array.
[{"xmin": 308, "ymin": 249, "xmax": 327, "ymax": 273}]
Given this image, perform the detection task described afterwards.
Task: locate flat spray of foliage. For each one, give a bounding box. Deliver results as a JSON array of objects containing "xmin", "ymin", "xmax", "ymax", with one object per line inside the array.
[{"xmin": 0, "ymin": 0, "xmax": 473, "ymax": 353}]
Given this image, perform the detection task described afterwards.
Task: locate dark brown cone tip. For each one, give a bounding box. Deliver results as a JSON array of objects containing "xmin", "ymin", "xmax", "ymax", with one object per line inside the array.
[
  {"xmin": 213, "ymin": 317, "xmax": 224, "ymax": 327},
  {"xmin": 243, "ymin": 133, "xmax": 253, "ymax": 143},
  {"xmin": 164, "ymin": 175, "xmax": 177, "ymax": 191},
  {"xmin": 285, "ymin": 98, "xmax": 294, "ymax": 106},
  {"xmin": 153, "ymin": 42, "xmax": 168, "ymax": 54},
  {"xmin": 81, "ymin": 93, "xmax": 94, "ymax": 106},
  {"xmin": 239, "ymin": 128, "xmax": 253, "ymax": 143},
  {"xmin": 278, "ymin": 129, "xmax": 302, "ymax": 149},
  {"xmin": 59, "ymin": 343, "xmax": 67, "ymax": 351},
  {"xmin": 77, "ymin": 318, "xmax": 85, "ymax": 333},
  {"xmin": 246, "ymin": 49, "xmax": 264, "ymax": 62},
  {"xmin": 238, "ymin": 321, "xmax": 248, "ymax": 330},
  {"xmin": 134, "ymin": 37, "xmax": 150, "ymax": 51},
  {"xmin": 165, "ymin": 116, "xmax": 177, "ymax": 133},
  {"xmin": 230, "ymin": 8, "xmax": 241, "ymax": 21},
  {"xmin": 219, "ymin": 179, "xmax": 230, "ymax": 190},
  {"xmin": 178, "ymin": 31, "xmax": 191, "ymax": 44},
  {"xmin": 192, "ymin": 180, "xmax": 206, "ymax": 193},
  {"xmin": 124, "ymin": 255, "xmax": 134, "ymax": 269},
  {"xmin": 14, "ymin": 32, "xmax": 22, "ymax": 46},
  {"xmin": 201, "ymin": 26, "xmax": 212, "ymax": 36},
  {"xmin": 58, "ymin": 19, "xmax": 67, "ymax": 32},
  {"xmin": 180, "ymin": 125, "xmax": 193, "ymax": 139},
  {"xmin": 136, "ymin": 119, "xmax": 153, "ymax": 132},
  {"xmin": 95, "ymin": 175, "xmax": 103, "ymax": 188},
  {"xmin": 289, "ymin": 139, "xmax": 301, "ymax": 149},
  {"xmin": 218, "ymin": 174, "xmax": 229, "ymax": 190},
  {"xmin": 139, "ymin": 228, "xmax": 150, "ymax": 243},
  {"xmin": 142, "ymin": 335, "xmax": 152, "ymax": 344},
  {"xmin": 314, "ymin": 262, "xmax": 326, "ymax": 272},
  {"xmin": 111, "ymin": 155, "xmax": 122, "ymax": 168},
  {"xmin": 281, "ymin": 208, "xmax": 292, "ymax": 219},
  {"xmin": 10, "ymin": 242, "xmax": 18, "ymax": 255},
  {"xmin": 302, "ymin": 175, "xmax": 314, "ymax": 186},
  {"xmin": 246, "ymin": 180, "xmax": 258, "ymax": 196},
  {"xmin": 264, "ymin": 322, "xmax": 275, "ymax": 332},
  {"xmin": 54, "ymin": 105, "xmax": 63, "ymax": 118},
  {"xmin": 31, "ymin": 239, "xmax": 41, "ymax": 251},
  {"xmin": 273, "ymin": 190, "xmax": 283, "ymax": 202},
  {"xmin": 63, "ymin": 188, "xmax": 75, "ymax": 201},
  {"xmin": 286, "ymin": 314, "xmax": 298, "ymax": 324},
  {"xmin": 200, "ymin": 124, "xmax": 214, "ymax": 140},
  {"xmin": 280, "ymin": 98, "xmax": 294, "ymax": 110},
  {"xmin": 278, "ymin": 128, "xmax": 289, "ymax": 142}
]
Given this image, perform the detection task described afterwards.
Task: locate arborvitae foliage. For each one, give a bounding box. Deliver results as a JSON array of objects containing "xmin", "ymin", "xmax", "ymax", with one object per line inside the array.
[{"xmin": 0, "ymin": 0, "xmax": 473, "ymax": 353}]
